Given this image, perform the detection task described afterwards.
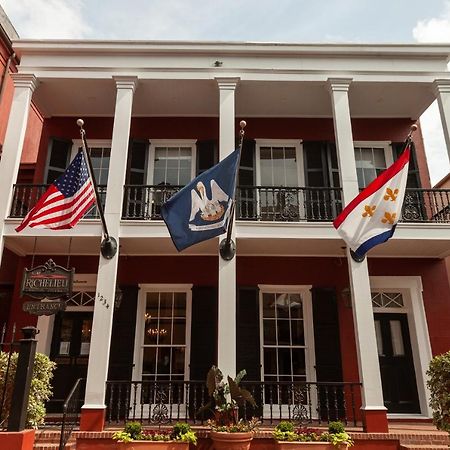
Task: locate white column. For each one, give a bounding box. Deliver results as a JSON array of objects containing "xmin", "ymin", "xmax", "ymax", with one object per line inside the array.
[
  {"xmin": 434, "ymin": 79, "xmax": 450, "ymax": 163},
  {"xmin": 0, "ymin": 74, "xmax": 37, "ymax": 266},
  {"xmin": 328, "ymin": 78, "xmax": 386, "ymax": 412},
  {"xmin": 216, "ymin": 77, "xmax": 239, "ymax": 378},
  {"xmin": 82, "ymin": 77, "xmax": 137, "ymax": 414}
]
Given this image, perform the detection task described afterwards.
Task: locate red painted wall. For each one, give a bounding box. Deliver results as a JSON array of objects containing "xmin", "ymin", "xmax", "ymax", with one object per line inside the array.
[{"xmin": 34, "ymin": 116, "xmax": 419, "ymax": 182}]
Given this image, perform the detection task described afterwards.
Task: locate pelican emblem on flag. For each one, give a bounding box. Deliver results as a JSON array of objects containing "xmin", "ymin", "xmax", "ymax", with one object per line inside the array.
[{"xmin": 189, "ymin": 180, "xmax": 231, "ymax": 231}]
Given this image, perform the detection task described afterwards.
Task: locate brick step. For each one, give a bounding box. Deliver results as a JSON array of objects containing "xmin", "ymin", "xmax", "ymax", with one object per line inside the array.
[
  {"xmin": 33, "ymin": 443, "xmax": 76, "ymax": 450},
  {"xmin": 400, "ymin": 445, "xmax": 450, "ymax": 450}
]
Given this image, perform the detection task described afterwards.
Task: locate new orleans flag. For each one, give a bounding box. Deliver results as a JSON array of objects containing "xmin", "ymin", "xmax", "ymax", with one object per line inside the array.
[{"xmin": 333, "ymin": 146, "xmax": 410, "ymax": 260}]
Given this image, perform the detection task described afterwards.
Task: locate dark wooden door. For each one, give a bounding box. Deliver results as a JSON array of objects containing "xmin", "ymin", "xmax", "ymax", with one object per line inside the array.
[
  {"xmin": 49, "ymin": 311, "xmax": 93, "ymax": 412},
  {"xmin": 374, "ymin": 313, "xmax": 420, "ymax": 413}
]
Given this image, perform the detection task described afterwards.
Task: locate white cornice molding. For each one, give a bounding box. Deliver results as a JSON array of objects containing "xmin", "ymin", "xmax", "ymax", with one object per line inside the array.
[
  {"xmin": 215, "ymin": 77, "xmax": 240, "ymax": 90},
  {"xmin": 10, "ymin": 73, "xmax": 38, "ymax": 91},
  {"xmin": 12, "ymin": 40, "xmax": 450, "ymax": 60},
  {"xmin": 327, "ymin": 77, "xmax": 353, "ymax": 93},
  {"xmin": 113, "ymin": 75, "xmax": 138, "ymax": 92},
  {"xmin": 434, "ymin": 78, "xmax": 450, "ymax": 95}
]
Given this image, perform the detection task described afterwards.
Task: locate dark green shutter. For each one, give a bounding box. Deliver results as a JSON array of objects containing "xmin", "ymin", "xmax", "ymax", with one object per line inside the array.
[
  {"xmin": 196, "ymin": 140, "xmax": 218, "ymax": 176},
  {"xmin": 237, "ymin": 139, "xmax": 256, "ymax": 220},
  {"xmin": 312, "ymin": 287, "xmax": 342, "ymax": 382},
  {"xmin": 392, "ymin": 141, "xmax": 421, "ymax": 188},
  {"xmin": 190, "ymin": 286, "xmax": 218, "ymax": 381},
  {"xmin": 237, "ymin": 286, "xmax": 260, "ymax": 381},
  {"xmin": 126, "ymin": 140, "xmax": 148, "ymax": 184},
  {"xmin": 108, "ymin": 285, "xmax": 139, "ymax": 381},
  {"xmin": 303, "ymin": 142, "xmax": 341, "ymax": 220},
  {"xmin": 45, "ymin": 138, "xmax": 72, "ymax": 183}
]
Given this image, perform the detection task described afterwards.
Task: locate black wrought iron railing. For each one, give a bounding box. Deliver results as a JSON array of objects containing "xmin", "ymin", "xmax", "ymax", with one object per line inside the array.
[
  {"xmin": 10, "ymin": 184, "xmax": 107, "ymax": 220},
  {"xmin": 10, "ymin": 184, "xmax": 450, "ymax": 224},
  {"xmin": 105, "ymin": 380, "xmax": 361, "ymax": 426},
  {"xmin": 59, "ymin": 378, "xmax": 85, "ymax": 450}
]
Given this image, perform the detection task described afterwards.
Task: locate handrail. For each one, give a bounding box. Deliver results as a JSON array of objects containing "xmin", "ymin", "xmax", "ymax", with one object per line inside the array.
[{"xmin": 59, "ymin": 378, "xmax": 85, "ymax": 450}]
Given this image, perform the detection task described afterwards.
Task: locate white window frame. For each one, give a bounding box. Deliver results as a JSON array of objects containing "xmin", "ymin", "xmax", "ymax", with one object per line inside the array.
[
  {"xmin": 132, "ymin": 284, "xmax": 193, "ymax": 383},
  {"xmin": 147, "ymin": 139, "xmax": 197, "ymax": 185},
  {"xmin": 353, "ymin": 141, "xmax": 393, "ymax": 187},
  {"xmin": 255, "ymin": 140, "xmax": 305, "ymax": 221},
  {"xmin": 258, "ymin": 284, "xmax": 316, "ymax": 417},
  {"xmin": 370, "ymin": 276, "xmax": 432, "ymax": 418}
]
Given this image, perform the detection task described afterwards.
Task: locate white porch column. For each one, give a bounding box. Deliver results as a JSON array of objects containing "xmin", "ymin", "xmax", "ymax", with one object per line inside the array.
[
  {"xmin": 216, "ymin": 77, "xmax": 239, "ymax": 378},
  {"xmin": 434, "ymin": 79, "xmax": 450, "ymax": 163},
  {"xmin": 328, "ymin": 78, "xmax": 388, "ymax": 432},
  {"xmin": 0, "ymin": 74, "xmax": 37, "ymax": 266},
  {"xmin": 80, "ymin": 77, "xmax": 137, "ymax": 431}
]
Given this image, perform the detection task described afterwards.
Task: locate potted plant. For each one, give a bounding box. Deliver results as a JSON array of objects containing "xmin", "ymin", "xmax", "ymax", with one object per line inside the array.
[
  {"xmin": 112, "ymin": 421, "xmax": 197, "ymax": 449},
  {"xmin": 200, "ymin": 366, "xmax": 259, "ymax": 450},
  {"xmin": 427, "ymin": 350, "xmax": 450, "ymax": 434},
  {"xmin": 273, "ymin": 421, "xmax": 354, "ymax": 449}
]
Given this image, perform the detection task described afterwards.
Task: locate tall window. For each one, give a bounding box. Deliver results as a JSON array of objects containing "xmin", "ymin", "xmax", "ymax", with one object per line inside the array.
[
  {"xmin": 256, "ymin": 140, "xmax": 304, "ymax": 220},
  {"xmin": 259, "ymin": 285, "xmax": 315, "ymax": 406},
  {"xmin": 354, "ymin": 143, "xmax": 392, "ymax": 189},
  {"xmin": 135, "ymin": 286, "xmax": 192, "ymax": 384},
  {"xmin": 149, "ymin": 140, "xmax": 196, "ymax": 186}
]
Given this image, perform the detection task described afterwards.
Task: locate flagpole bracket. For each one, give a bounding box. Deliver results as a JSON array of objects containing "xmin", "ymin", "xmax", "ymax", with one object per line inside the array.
[
  {"xmin": 101, "ymin": 236, "xmax": 117, "ymax": 260},
  {"xmin": 350, "ymin": 249, "xmax": 365, "ymax": 263},
  {"xmin": 219, "ymin": 238, "xmax": 236, "ymax": 261}
]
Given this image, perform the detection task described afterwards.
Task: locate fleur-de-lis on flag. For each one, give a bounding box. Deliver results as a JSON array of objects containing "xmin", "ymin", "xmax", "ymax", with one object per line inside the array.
[{"xmin": 384, "ymin": 187, "xmax": 399, "ymax": 202}]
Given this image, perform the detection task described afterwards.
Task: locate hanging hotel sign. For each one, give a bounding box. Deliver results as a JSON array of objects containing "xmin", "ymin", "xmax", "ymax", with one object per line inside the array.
[
  {"xmin": 23, "ymin": 300, "xmax": 67, "ymax": 316},
  {"xmin": 21, "ymin": 258, "xmax": 74, "ymax": 300}
]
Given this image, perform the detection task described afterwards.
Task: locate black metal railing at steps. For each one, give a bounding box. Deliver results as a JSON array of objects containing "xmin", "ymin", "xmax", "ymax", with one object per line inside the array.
[
  {"xmin": 10, "ymin": 183, "xmax": 450, "ymax": 223},
  {"xmin": 9, "ymin": 184, "xmax": 107, "ymax": 220},
  {"xmin": 59, "ymin": 378, "xmax": 85, "ymax": 450},
  {"xmin": 105, "ymin": 380, "xmax": 361, "ymax": 427}
]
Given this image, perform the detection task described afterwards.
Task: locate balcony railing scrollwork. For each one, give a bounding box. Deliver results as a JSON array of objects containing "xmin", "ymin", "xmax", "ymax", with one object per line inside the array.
[
  {"xmin": 10, "ymin": 184, "xmax": 450, "ymax": 224},
  {"xmin": 105, "ymin": 379, "xmax": 361, "ymax": 426}
]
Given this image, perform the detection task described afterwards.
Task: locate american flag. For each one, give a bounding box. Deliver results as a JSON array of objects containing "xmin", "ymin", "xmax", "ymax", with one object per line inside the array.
[{"xmin": 16, "ymin": 151, "xmax": 96, "ymax": 232}]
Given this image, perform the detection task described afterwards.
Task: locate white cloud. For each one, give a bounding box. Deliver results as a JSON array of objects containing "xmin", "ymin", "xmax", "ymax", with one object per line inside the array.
[
  {"xmin": 413, "ymin": 1, "xmax": 450, "ymax": 42},
  {"xmin": 1, "ymin": 0, "xmax": 91, "ymax": 39},
  {"xmin": 413, "ymin": 2, "xmax": 450, "ymax": 185}
]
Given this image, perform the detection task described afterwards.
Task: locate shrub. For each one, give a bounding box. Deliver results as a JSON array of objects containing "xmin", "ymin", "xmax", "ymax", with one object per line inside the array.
[
  {"xmin": 276, "ymin": 421, "xmax": 295, "ymax": 432},
  {"xmin": 0, "ymin": 351, "xmax": 56, "ymax": 428},
  {"xmin": 427, "ymin": 350, "xmax": 450, "ymax": 433},
  {"xmin": 124, "ymin": 421, "xmax": 142, "ymax": 439},
  {"xmin": 328, "ymin": 421, "xmax": 346, "ymax": 434}
]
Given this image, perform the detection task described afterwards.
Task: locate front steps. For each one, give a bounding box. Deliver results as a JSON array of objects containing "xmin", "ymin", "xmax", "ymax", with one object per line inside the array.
[{"xmin": 33, "ymin": 429, "xmax": 76, "ymax": 450}]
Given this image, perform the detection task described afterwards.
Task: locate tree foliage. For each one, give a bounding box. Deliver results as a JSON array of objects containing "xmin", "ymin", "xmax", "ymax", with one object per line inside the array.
[
  {"xmin": 427, "ymin": 350, "xmax": 450, "ymax": 434},
  {"xmin": 0, "ymin": 351, "xmax": 56, "ymax": 428}
]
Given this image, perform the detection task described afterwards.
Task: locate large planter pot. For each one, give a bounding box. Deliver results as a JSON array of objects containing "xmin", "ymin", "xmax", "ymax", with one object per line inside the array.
[
  {"xmin": 116, "ymin": 442, "xmax": 189, "ymax": 450},
  {"xmin": 210, "ymin": 431, "xmax": 253, "ymax": 450},
  {"xmin": 276, "ymin": 443, "xmax": 348, "ymax": 450}
]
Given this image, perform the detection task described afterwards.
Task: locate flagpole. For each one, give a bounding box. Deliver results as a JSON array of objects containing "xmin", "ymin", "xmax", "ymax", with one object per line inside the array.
[
  {"xmin": 219, "ymin": 120, "xmax": 246, "ymax": 261},
  {"xmin": 76, "ymin": 119, "xmax": 117, "ymax": 260},
  {"xmin": 349, "ymin": 123, "xmax": 418, "ymax": 263}
]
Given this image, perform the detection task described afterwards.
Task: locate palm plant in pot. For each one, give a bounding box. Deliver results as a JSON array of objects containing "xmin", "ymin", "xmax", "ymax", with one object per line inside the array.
[{"xmin": 200, "ymin": 365, "xmax": 259, "ymax": 450}]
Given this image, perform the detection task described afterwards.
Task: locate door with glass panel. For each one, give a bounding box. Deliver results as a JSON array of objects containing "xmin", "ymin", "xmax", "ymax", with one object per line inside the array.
[
  {"xmin": 49, "ymin": 311, "xmax": 93, "ymax": 412},
  {"xmin": 260, "ymin": 288, "xmax": 315, "ymax": 419},
  {"xmin": 134, "ymin": 288, "xmax": 191, "ymax": 420},
  {"xmin": 374, "ymin": 312, "xmax": 420, "ymax": 413},
  {"xmin": 257, "ymin": 142, "xmax": 304, "ymax": 221},
  {"xmin": 148, "ymin": 141, "xmax": 195, "ymax": 218}
]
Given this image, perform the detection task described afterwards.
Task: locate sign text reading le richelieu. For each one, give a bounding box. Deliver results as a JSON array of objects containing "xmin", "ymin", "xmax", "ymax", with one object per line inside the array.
[{"xmin": 21, "ymin": 259, "xmax": 74, "ymax": 299}]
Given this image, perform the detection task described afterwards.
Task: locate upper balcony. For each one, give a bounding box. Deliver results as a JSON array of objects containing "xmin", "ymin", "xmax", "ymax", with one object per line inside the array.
[{"xmin": 5, "ymin": 182, "xmax": 450, "ymax": 259}]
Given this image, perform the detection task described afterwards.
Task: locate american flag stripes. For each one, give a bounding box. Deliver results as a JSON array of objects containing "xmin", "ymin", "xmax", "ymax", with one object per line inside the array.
[{"xmin": 15, "ymin": 151, "xmax": 96, "ymax": 232}]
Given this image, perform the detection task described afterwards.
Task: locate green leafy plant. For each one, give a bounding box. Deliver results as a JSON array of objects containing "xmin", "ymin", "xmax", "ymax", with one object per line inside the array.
[
  {"xmin": 112, "ymin": 422, "xmax": 197, "ymax": 444},
  {"xmin": 208, "ymin": 417, "xmax": 259, "ymax": 433},
  {"xmin": 427, "ymin": 350, "xmax": 450, "ymax": 433},
  {"xmin": 199, "ymin": 365, "xmax": 257, "ymax": 427},
  {"xmin": 273, "ymin": 421, "xmax": 353, "ymax": 447},
  {"xmin": 0, "ymin": 351, "xmax": 56, "ymax": 428}
]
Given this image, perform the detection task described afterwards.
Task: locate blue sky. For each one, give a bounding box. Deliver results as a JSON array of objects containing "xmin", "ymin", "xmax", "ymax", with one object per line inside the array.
[{"xmin": 3, "ymin": 0, "xmax": 450, "ymax": 183}]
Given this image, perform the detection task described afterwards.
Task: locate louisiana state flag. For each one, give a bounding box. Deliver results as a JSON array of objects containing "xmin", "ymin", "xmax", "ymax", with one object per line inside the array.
[
  {"xmin": 161, "ymin": 149, "xmax": 240, "ymax": 251},
  {"xmin": 333, "ymin": 146, "xmax": 410, "ymax": 260}
]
